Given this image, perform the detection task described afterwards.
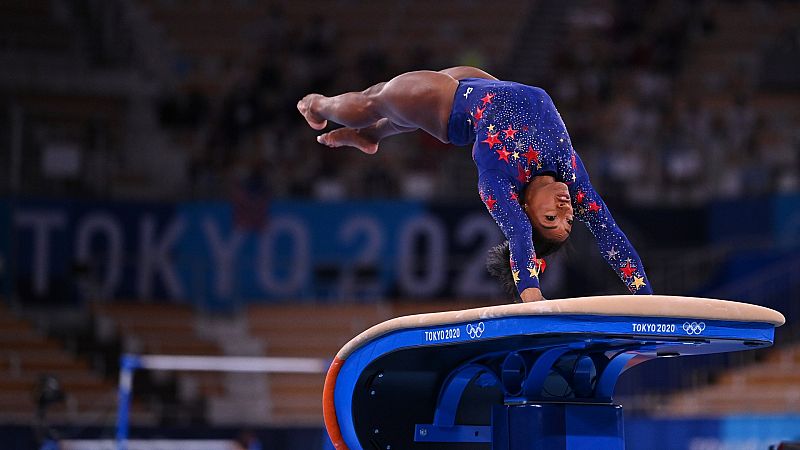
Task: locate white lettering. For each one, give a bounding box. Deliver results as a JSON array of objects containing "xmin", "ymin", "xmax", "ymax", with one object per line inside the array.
[
  {"xmin": 631, "ymin": 323, "xmax": 676, "ymax": 333},
  {"xmin": 337, "ymin": 216, "xmax": 383, "ymax": 298},
  {"xmin": 137, "ymin": 215, "xmax": 185, "ymax": 299},
  {"xmin": 15, "ymin": 210, "xmax": 66, "ymax": 295},
  {"xmin": 203, "ymin": 218, "xmax": 244, "ymax": 299},
  {"xmin": 398, "ymin": 215, "xmax": 446, "ymax": 297},
  {"xmin": 424, "ymin": 327, "xmax": 461, "ymax": 342},
  {"xmin": 454, "ymin": 214, "xmax": 502, "ymax": 297},
  {"xmin": 256, "ymin": 216, "xmax": 309, "ymax": 296},
  {"xmin": 76, "ymin": 213, "xmax": 123, "ymax": 298}
]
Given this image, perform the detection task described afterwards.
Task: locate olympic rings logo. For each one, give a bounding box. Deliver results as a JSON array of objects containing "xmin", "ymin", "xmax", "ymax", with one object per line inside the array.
[
  {"xmin": 466, "ymin": 322, "xmax": 485, "ymax": 339},
  {"xmin": 682, "ymin": 321, "xmax": 706, "ymax": 335}
]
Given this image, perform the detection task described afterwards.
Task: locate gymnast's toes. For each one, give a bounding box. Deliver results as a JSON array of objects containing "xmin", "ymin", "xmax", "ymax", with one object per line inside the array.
[
  {"xmin": 297, "ymin": 94, "xmax": 328, "ymax": 130},
  {"xmin": 318, "ymin": 128, "xmax": 379, "ymax": 154}
]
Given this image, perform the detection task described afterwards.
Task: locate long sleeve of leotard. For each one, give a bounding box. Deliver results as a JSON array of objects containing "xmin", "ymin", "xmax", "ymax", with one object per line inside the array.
[
  {"xmin": 478, "ymin": 170, "xmax": 542, "ymax": 293},
  {"xmin": 568, "ymin": 153, "xmax": 653, "ymax": 294}
]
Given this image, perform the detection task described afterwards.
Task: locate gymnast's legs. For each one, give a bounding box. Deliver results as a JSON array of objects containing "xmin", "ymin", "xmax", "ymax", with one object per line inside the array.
[{"xmin": 297, "ymin": 67, "xmax": 496, "ymax": 153}]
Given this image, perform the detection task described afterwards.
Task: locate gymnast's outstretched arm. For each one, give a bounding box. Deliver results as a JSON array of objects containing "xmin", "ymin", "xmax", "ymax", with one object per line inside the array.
[
  {"xmin": 479, "ymin": 170, "xmax": 545, "ymax": 302},
  {"xmin": 570, "ymin": 153, "xmax": 653, "ymax": 294}
]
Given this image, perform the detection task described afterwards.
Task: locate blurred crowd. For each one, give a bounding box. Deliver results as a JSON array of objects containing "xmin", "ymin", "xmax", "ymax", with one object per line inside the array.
[
  {"xmin": 169, "ymin": 4, "xmax": 465, "ymax": 203},
  {"xmin": 160, "ymin": 0, "xmax": 798, "ymax": 208},
  {"xmin": 36, "ymin": 0, "xmax": 795, "ymax": 207},
  {"xmin": 550, "ymin": 0, "xmax": 799, "ymax": 206}
]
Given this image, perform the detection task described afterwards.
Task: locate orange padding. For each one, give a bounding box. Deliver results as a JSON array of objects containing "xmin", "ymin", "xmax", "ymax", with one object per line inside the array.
[{"xmin": 323, "ymin": 357, "xmax": 347, "ymax": 449}]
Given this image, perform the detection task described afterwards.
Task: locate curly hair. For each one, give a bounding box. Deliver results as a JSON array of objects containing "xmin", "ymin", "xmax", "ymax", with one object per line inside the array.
[
  {"xmin": 486, "ymin": 235, "xmax": 565, "ymax": 301},
  {"xmin": 486, "ymin": 241, "xmax": 519, "ymax": 300}
]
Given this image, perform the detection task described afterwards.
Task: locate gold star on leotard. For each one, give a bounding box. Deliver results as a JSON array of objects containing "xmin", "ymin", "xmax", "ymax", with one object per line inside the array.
[
  {"xmin": 631, "ymin": 276, "xmax": 647, "ymax": 290},
  {"xmin": 528, "ymin": 267, "xmax": 539, "ymax": 279},
  {"xmin": 512, "ymin": 270, "xmax": 520, "ymax": 284},
  {"xmin": 488, "ymin": 124, "xmax": 496, "ymax": 132}
]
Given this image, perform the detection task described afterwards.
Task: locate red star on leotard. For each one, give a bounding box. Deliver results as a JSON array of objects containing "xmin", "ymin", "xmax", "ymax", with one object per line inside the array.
[
  {"xmin": 533, "ymin": 257, "xmax": 546, "ymax": 273},
  {"xmin": 483, "ymin": 131, "xmax": 501, "ymax": 148},
  {"xmin": 495, "ymin": 146, "xmax": 511, "ymax": 163},
  {"xmin": 473, "ymin": 105, "xmax": 486, "ymax": 121},
  {"xmin": 480, "ymin": 93, "xmax": 494, "ymax": 105},
  {"xmin": 516, "ymin": 163, "xmax": 531, "ymax": 183},
  {"xmin": 503, "ymin": 125, "xmax": 518, "ymax": 139},
  {"xmin": 575, "ymin": 190, "xmax": 586, "ymax": 204},
  {"xmin": 484, "ymin": 195, "xmax": 497, "ymax": 211},
  {"xmin": 510, "ymin": 191, "xmax": 518, "ymax": 202},
  {"xmin": 588, "ymin": 201, "xmax": 601, "ymax": 212},
  {"xmin": 522, "ymin": 146, "xmax": 540, "ymax": 165},
  {"xmin": 620, "ymin": 260, "xmax": 637, "ymax": 278}
]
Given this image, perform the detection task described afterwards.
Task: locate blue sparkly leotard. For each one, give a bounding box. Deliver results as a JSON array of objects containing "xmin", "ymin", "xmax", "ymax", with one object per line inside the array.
[{"xmin": 447, "ymin": 78, "xmax": 652, "ymax": 296}]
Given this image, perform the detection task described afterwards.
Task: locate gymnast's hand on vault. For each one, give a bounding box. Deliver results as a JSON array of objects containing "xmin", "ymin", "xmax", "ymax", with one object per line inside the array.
[{"xmin": 521, "ymin": 288, "xmax": 545, "ymax": 302}]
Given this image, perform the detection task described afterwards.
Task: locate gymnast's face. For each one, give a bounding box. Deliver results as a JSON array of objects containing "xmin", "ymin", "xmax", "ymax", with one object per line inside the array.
[{"xmin": 524, "ymin": 180, "xmax": 573, "ymax": 243}]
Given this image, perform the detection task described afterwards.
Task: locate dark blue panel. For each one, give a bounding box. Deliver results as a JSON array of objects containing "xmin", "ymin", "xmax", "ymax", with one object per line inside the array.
[
  {"xmin": 565, "ymin": 404, "xmax": 624, "ymax": 449},
  {"xmin": 0, "ymin": 199, "xmax": 9, "ymax": 300},
  {"xmin": 708, "ymin": 197, "xmax": 770, "ymax": 244},
  {"xmin": 509, "ymin": 404, "xmax": 566, "ymax": 450},
  {"xmin": 625, "ymin": 417, "xmax": 721, "ymax": 450},
  {"xmin": 773, "ymin": 193, "xmax": 800, "ymax": 245}
]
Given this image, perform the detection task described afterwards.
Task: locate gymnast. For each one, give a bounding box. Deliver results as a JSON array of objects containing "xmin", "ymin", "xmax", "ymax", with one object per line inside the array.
[{"xmin": 297, "ymin": 66, "xmax": 652, "ymax": 302}]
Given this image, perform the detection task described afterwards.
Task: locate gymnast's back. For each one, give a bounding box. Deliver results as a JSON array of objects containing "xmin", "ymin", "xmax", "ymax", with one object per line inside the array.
[{"xmin": 447, "ymin": 77, "xmax": 575, "ymax": 190}]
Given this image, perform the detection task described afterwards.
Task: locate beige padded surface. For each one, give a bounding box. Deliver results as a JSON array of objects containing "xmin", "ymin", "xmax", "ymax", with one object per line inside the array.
[{"xmin": 336, "ymin": 295, "xmax": 785, "ymax": 360}]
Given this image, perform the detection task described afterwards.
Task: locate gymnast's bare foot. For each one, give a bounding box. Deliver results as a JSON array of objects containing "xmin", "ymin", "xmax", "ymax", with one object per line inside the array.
[
  {"xmin": 297, "ymin": 94, "xmax": 328, "ymax": 130},
  {"xmin": 317, "ymin": 128, "xmax": 379, "ymax": 154}
]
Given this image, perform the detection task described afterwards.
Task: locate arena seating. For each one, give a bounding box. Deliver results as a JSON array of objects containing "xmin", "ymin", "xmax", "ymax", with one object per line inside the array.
[
  {"xmin": 0, "ymin": 302, "xmax": 155, "ymax": 426},
  {"xmin": 245, "ymin": 302, "xmax": 392, "ymax": 424},
  {"xmin": 684, "ymin": 0, "xmax": 800, "ymax": 157},
  {"xmin": 91, "ymin": 301, "xmax": 227, "ymax": 421},
  {"xmin": 663, "ymin": 343, "xmax": 800, "ymax": 415},
  {"xmin": 92, "ymin": 302, "xmax": 223, "ymax": 356},
  {"xmin": 679, "ymin": 1, "xmax": 800, "ymax": 120},
  {"xmin": 132, "ymin": 0, "xmax": 269, "ymax": 94},
  {"xmin": 0, "ymin": 0, "xmax": 75, "ymax": 55},
  {"xmin": 133, "ymin": 0, "xmax": 530, "ymax": 95}
]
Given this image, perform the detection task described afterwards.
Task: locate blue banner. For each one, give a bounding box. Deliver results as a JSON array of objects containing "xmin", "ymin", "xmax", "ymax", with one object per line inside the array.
[
  {"xmin": 3, "ymin": 193, "xmax": 797, "ymax": 307},
  {"xmin": 773, "ymin": 193, "xmax": 800, "ymax": 246},
  {"xmin": 174, "ymin": 200, "xmax": 433, "ymax": 307},
  {"xmin": 708, "ymin": 198, "xmax": 768, "ymax": 244},
  {"xmin": 1, "ymin": 198, "xmax": 506, "ymax": 307},
  {"xmin": 709, "ymin": 192, "xmax": 800, "ymax": 246},
  {"xmin": 173, "ymin": 200, "xmax": 505, "ymax": 307},
  {"xmin": 7, "ymin": 198, "xmax": 177, "ymax": 303},
  {"xmin": 0, "ymin": 199, "xmax": 9, "ymax": 299}
]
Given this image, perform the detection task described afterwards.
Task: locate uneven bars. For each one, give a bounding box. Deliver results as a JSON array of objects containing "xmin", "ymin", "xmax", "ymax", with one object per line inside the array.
[
  {"xmin": 136, "ymin": 355, "xmax": 329, "ymax": 373},
  {"xmin": 116, "ymin": 354, "xmax": 330, "ymax": 450}
]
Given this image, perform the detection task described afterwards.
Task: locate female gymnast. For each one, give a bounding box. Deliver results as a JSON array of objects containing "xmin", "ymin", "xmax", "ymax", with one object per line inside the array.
[{"xmin": 297, "ymin": 66, "xmax": 652, "ymax": 302}]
